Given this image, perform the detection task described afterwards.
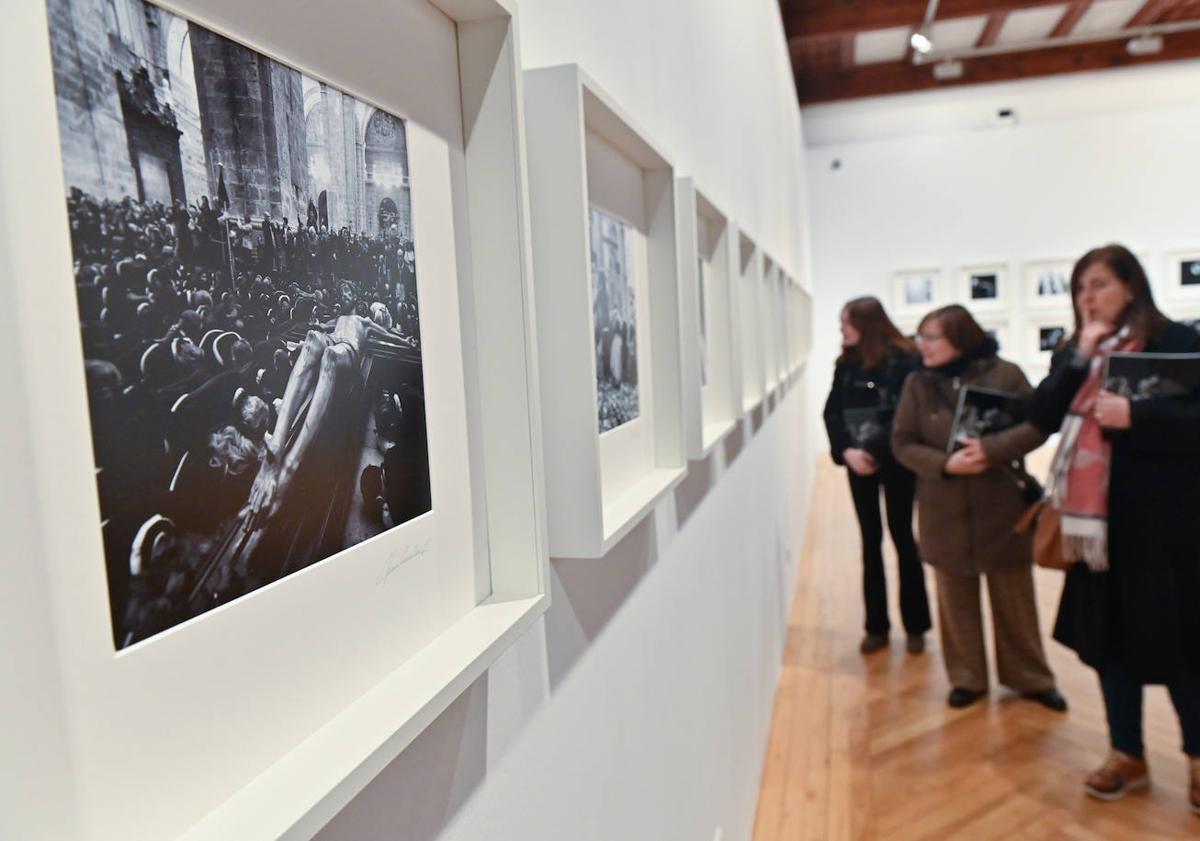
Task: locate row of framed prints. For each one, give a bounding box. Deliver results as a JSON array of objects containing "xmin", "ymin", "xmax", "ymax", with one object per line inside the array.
[
  {"xmin": 1, "ymin": 2, "xmax": 810, "ymax": 840},
  {"xmin": 893, "ymin": 252, "xmax": 1200, "ymax": 319},
  {"xmin": 528, "ymin": 63, "xmax": 810, "ymax": 558}
]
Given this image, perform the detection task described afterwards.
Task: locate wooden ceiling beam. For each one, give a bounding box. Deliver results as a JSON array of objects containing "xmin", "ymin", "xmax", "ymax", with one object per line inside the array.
[
  {"xmin": 1050, "ymin": 0, "xmax": 1094, "ymax": 36},
  {"xmin": 795, "ymin": 27, "xmax": 1200, "ymax": 103},
  {"xmin": 785, "ymin": 0, "xmax": 1074, "ymax": 39},
  {"xmin": 1127, "ymin": 0, "xmax": 1175, "ymax": 27},
  {"xmin": 976, "ymin": 12, "xmax": 1010, "ymax": 46}
]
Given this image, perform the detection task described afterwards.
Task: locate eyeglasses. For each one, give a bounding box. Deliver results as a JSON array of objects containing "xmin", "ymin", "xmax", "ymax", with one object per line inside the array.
[{"xmin": 916, "ymin": 332, "xmax": 945, "ymax": 344}]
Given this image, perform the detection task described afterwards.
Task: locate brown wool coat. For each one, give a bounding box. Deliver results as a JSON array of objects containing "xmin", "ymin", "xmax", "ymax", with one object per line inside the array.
[{"xmin": 890, "ymin": 354, "xmax": 1048, "ymax": 576}]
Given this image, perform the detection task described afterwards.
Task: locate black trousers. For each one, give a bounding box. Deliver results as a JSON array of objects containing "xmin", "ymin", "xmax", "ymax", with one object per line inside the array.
[
  {"xmin": 1099, "ymin": 660, "xmax": 1200, "ymax": 758},
  {"xmin": 847, "ymin": 466, "xmax": 931, "ymax": 636}
]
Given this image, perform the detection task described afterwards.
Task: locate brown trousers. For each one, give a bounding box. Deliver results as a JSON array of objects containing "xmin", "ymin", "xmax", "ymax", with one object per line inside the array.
[{"xmin": 934, "ymin": 564, "xmax": 1056, "ymax": 694}]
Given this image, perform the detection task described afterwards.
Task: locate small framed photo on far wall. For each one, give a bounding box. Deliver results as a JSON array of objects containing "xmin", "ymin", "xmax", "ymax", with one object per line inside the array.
[
  {"xmin": 892, "ymin": 267, "xmax": 942, "ymax": 317},
  {"xmin": 1024, "ymin": 259, "xmax": 1074, "ymax": 310},
  {"xmin": 958, "ymin": 263, "xmax": 1007, "ymax": 312},
  {"xmin": 1026, "ymin": 314, "xmax": 1071, "ymax": 372},
  {"xmin": 1165, "ymin": 250, "xmax": 1200, "ymax": 301}
]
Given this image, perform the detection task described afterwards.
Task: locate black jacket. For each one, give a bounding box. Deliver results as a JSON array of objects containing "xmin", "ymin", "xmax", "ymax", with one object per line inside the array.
[
  {"xmin": 823, "ymin": 350, "xmax": 919, "ymax": 468},
  {"xmin": 1029, "ymin": 321, "xmax": 1200, "ymax": 682}
]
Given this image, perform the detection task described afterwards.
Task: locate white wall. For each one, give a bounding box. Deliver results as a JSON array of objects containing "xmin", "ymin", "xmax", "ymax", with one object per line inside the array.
[
  {"xmin": 315, "ymin": 1, "xmax": 814, "ymax": 840},
  {"xmin": 803, "ymin": 60, "xmax": 1200, "ymax": 451}
]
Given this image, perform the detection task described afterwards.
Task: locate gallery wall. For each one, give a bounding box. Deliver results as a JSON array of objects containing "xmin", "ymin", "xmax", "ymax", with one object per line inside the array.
[
  {"xmin": 802, "ymin": 59, "xmax": 1200, "ymax": 454},
  {"xmin": 314, "ymin": 1, "xmax": 814, "ymax": 840}
]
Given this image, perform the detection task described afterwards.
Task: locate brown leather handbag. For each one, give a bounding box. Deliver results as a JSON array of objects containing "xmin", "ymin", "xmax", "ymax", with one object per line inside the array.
[{"xmin": 1014, "ymin": 498, "xmax": 1072, "ymax": 571}]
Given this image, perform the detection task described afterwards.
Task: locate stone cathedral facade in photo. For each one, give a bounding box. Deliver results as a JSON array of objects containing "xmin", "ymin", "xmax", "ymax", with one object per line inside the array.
[{"xmin": 47, "ymin": 0, "xmax": 412, "ymax": 237}]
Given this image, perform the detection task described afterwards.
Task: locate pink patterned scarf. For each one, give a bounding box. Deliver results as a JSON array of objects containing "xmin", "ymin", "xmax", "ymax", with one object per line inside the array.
[{"xmin": 1048, "ymin": 333, "xmax": 1143, "ymax": 570}]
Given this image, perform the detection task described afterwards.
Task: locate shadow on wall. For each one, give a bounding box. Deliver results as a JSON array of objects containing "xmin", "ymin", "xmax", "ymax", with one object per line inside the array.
[
  {"xmin": 545, "ymin": 512, "xmax": 658, "ymax": 691},
  {"xmin": 314, "ymin": 676, "xmax": 489, "ymax": 841},
  {"xmin": 674, "ymin": 452, "xmax": 719, "ymax": 529},
  {"xmin": 312, "ymin": 388, "xmax": 804, "ymax": 841}
]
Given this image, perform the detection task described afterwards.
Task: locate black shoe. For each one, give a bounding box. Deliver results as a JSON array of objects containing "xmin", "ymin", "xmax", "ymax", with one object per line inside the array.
[
  {"xmin": 1023, "ymin": 688, "xmax": 1068, "ymax": 712},
  {"xmin": 947, "ymin": 687, "xmax": 985, "ymax": 709},
  {"xmin": 906, "ymin": 634, "xmax": 925, "ymax": 655},
  {"xmin": 859, "ymin": 633, "xmax": 888, "ymax": 654}
]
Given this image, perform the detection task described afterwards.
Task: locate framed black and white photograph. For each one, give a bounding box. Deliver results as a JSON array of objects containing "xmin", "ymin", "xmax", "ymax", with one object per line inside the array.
[
  {"xmin": 1026, "ymin": 314, "xmax": 1071, "ymax": 371},
  {"xmin": 525, "ymin": 64, "xmax": 686, "ymax": 559},
  {"xmin": 48, "ymin": 0, "xmax": 432, "ymax": 651},
  {"xmin": 7, "ymin": 0, "xmax": 553, "ymax": 839},
  {"xmin": 590, "ymin": 206, "xmax": 639, "ymax": 433},
  {"xmin": 677, "ymin": 178, "xmax": 738, "ymax": 459},
  {"xmin": 958, "ymin": 263, "xmax": 1007, "ymax": 311},
  {"xmin": 892, "ymin": 267, "xmax": 941, "ymax": 316},
  {"xmin": 1039, "ymin": 325, "xmax": 1067, "ymax": 352},
  {"xmin": 1165, "ymin": 250, "xmax": 1200, "ymax": 301},
  {"xmin": 1024, "ymin": 259, "xmax": 1074, "ymax": 309}
]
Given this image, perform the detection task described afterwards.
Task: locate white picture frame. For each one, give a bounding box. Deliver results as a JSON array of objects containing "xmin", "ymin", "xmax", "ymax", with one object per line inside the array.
[
  {"xmin": 1024, "ymin": 259, "xmax": 1074, "ymax": 310},
  {"xmin": 1165, "ymin": 250, "xmax": 1200, "ymax": 301},
  {"xmin": 761, "ymin": 256, "xmax": 782, "ymax": 393},
  {"xmin": 796, "ymin": 284, "xmax": 813, "ymax": 368},
  {"xmin": 523, "ymin": 64, "xmax": 686, "ymax": 559},
  {"xmin": 892, "ymin": 267, "xmax": 942, "ymax": 317},
  {"xmin": 738, "ymin": 231, "xmax": 767, "ymax": 412},
  {"xmin": 958, "ymin": 263, "xmax": 1008, "ymax": 312},
  {"xmin": 676, "ymin": 180, "xmax": 740, "ymax": 458},
  {"xmin": 772, "ymin": 268, "xmax": 791, "ymax": 388},
  {"xmin": 1, "ymin": 1, "xmax": 550, "ymax": 840},
  {"xmin": 978, "ymin": 316, "xmax": 1014, "ymax": 360}
]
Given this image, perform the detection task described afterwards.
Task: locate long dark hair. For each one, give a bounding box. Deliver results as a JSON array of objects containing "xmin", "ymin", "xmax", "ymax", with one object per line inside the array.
[
  {"xmin": 837, "ymin": 296, "xmax": 917, "ymax": 370},
  {"xmin": 917, "ymin": 304, "xmax": 989, "ymax": 357},
  {"xmin": 1069, "ymin": 244, "xmax": 1168, "ymax": 343}
]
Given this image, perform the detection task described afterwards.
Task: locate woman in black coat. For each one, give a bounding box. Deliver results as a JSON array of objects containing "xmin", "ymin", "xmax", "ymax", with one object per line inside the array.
[
  {"xmin": 1028, "ymin": 245, "xmax": 1200, "ymax": 813},
  {"xmin": 823, "ymin": 296, "xmax": 931, "ymax": 655}
]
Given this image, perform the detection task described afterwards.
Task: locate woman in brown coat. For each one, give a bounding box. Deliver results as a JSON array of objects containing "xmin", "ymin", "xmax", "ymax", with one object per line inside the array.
[{"xmin": 891, "ymin": 305, "xmax": 1066, "ymax": 710}]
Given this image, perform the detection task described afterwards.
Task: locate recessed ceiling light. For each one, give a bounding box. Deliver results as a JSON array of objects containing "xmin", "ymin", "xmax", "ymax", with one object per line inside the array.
[
  {"xmin": 1126, "ymin": 33, "xmax": 1164, "ymax": 56},
  {"xmin": 932, "ymin": 59, "xmax": 963, "ymax": 80}
]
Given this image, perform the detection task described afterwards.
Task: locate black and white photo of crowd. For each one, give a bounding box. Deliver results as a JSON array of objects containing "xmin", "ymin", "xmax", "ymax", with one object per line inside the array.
[
  {"xmin": 47, "ymin": 0, "xmax": 430, "ymax": 648},
  {"xmin": 947, "ymin": 387, "xmax": 1025, "ymax": 454},
  {"xmin": 1104, "ymin": 352, "xmax": 1200, "ymax": 401},
  {"xmin": 590, "ymin": 206, "xmax": 639, "ymax": 433}
]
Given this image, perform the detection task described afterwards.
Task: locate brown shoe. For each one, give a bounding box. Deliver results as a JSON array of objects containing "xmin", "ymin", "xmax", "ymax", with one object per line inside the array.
[
  {"xmin": 1084, "ymin": 750, "xmax": 1149, "ymax": 801},
  {"xmin": 1190, "ymin": 757, "xmax": 1200, "ymax": 816}
]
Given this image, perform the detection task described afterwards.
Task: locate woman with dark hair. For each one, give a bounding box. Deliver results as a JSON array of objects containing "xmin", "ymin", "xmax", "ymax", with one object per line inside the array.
[
  {"xmin": 891, "ymin": 304, "xmax": 1065, "ymax": 711},
  {"xmin": 1027, "ymin": 244, "xmax": 1200, "ymax": 812},
  {"xmin": 823, "ymin": 296, "xmax": 931, "ymax": 654}
]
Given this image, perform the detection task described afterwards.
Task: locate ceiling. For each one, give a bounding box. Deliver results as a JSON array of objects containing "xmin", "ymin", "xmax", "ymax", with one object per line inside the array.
[{"xmin": 782, "ymin": 0, "xmax": 1200, "ymax": 104}]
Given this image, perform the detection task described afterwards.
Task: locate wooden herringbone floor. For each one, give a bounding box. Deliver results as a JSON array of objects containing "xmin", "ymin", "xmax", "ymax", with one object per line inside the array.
[{"xmin": 753, "ymin": 454, "xmax": 1198, "ymax": 840}]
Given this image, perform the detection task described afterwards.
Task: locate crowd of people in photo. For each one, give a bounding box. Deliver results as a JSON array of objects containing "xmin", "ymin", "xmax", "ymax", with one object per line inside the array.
[
  {"xmin": 824, "ymin": 244, "xmax": 1200, "ymax": 817},
  {"xmin": 68, "ymin": 186, "xmax": 423, "ymax": 647}
]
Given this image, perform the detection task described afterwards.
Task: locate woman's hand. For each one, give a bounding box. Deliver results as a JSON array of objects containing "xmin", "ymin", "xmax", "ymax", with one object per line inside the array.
[
  {"xmin": 1093, "ymin": 390, "xmax": 1132, "ymax": 430},
  {"xmin": 1078, "ymin": 312, "xmax": 1117, "ymax": 357},
  {"xmin": 945, "ymin": 438, "xmax": 989, "ymax": 475},
  {"xmin": 844, "ymin": 448, "xmax": 878, "ymax": 476}
]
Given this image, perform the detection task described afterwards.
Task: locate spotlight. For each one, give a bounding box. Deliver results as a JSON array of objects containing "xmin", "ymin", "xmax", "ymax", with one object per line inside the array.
[{"xmin": 910, "ymin": 27, "xmax": 933, "ymax": 54}]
